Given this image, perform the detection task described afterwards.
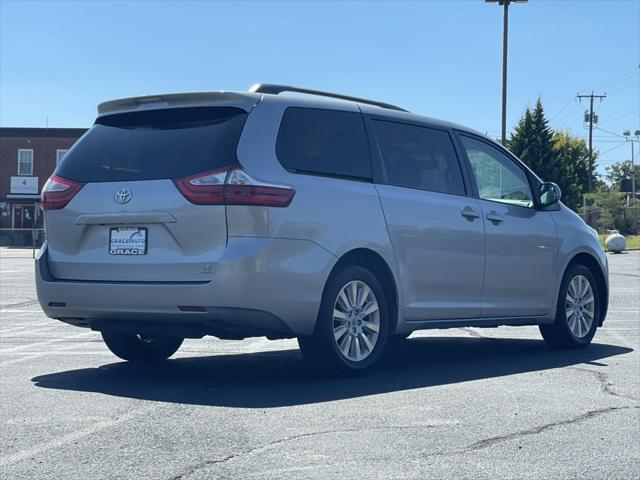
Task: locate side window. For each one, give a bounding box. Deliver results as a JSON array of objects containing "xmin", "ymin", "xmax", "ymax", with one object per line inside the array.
[
  {"xmin": 460, "ymin": 135, "xmax": 534, "ymax": 208},
  {"xmin": 372, "ymin": 120, "xmax": 465, "ymax": 196},
  {"xmin": 276, "ymin": 107, "xmax": 371, "ymax": 180}
]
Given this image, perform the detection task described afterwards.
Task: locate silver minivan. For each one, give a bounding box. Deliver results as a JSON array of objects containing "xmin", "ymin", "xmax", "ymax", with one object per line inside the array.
[{"xmin": 36, "ymin": 84, "xmax": 608, "ymax": 373}]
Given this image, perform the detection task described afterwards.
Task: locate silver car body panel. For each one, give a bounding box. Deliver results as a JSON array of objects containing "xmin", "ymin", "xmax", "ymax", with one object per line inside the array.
[
  {"xmin": 376, "ymin": 185, "xmax": 485, "ymax": 321},
  {"xmin": 46, "ymin": 179, "xmax": 229, "ymax": 282},
  {"xmin": 477, "ymin": 198, "xmax": 558, "ymax": 317}
]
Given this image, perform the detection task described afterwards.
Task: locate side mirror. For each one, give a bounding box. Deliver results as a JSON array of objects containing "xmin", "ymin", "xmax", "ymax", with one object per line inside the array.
[{"xmin": 539, "ymin": 182, "xmax": 561, "ymax": 207}]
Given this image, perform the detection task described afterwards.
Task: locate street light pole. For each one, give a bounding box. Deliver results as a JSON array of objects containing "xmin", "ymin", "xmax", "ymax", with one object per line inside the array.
[
  {"xmin": 623, "ymin": 130, "xmax": 639, "ymax": 207},
  {"xmin": 501, "ymin": 1, "xmax": 509, "ymax": 146},
  {"xmin": 632, "ymin": 137, "xmax": 636, "ymax": 208},
  {"xmin": 486, "ymin": 0, "xmax": 527, "ymax": 146}
]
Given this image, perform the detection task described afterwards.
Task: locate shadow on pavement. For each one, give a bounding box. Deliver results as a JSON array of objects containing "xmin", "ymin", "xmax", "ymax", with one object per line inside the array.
[{"xmin": 32, "ymin": 337, "xmax": 632, "ymax": 408}]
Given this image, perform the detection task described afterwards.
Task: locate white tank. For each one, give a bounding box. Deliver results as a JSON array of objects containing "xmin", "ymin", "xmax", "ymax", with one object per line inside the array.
[{"xmin": 605, "ymin": 231, "xmax": 626, "ymax": 253}]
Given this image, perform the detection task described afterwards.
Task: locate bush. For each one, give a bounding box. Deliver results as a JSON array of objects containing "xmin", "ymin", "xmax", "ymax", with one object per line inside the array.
[{"xmin": 581, "ymin": 191, "xmax": 639, "ymax": 235}]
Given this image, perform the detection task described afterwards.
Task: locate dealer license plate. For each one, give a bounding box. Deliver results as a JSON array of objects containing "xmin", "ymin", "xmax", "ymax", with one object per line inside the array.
[{"xmin": 109, "ymin": 227, "xmax": 147, "ymax": 255}]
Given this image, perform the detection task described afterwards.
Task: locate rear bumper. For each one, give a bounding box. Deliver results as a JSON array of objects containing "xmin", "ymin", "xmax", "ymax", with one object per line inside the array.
[{"xmin": 35, "ymin": 237, "xmax": 335, "ymax": 338}]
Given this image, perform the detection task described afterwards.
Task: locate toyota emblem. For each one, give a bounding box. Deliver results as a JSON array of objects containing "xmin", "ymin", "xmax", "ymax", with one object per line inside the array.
[{"xmin": 114, "ymin": 188, "xmax": 132, "ymax": 204}]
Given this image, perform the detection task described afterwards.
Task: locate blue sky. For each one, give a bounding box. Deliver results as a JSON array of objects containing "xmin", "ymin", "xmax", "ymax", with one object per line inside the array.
[{"xmin": 1, "ymin": 0, "xmax": 638, "ymax": 174}]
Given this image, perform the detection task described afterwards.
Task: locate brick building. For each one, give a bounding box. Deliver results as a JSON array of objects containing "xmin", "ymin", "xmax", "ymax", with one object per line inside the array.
[{"xmin": 0, "ymin": 128, "xmax": 86, "ymax": 240}]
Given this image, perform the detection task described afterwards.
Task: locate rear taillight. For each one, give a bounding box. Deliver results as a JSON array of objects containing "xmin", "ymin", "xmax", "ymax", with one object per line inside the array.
[
  {"xmin": 41, "ymin": 175, "xmax": 84, "ymax": 210},
  {"xmin": 174, "ymin": 166, "xmax": 295, "ymax": 207},
  {"xmin": 174, "ymin": 168, "xmax": 227, "ymax": 205}
]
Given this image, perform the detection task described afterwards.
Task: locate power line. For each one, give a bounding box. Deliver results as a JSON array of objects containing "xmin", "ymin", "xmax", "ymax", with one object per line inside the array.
[
  {"xmin": 594, "ymin": 126, "xmax": 626, "ymax": 138},
  {"xmin": 599, "ymin": 142, "xmax": 628, "ymax": 156},
  {"xmin": 555, "ymin": 103, "xmax": 581, "ymax": 125},
  {"xmin": 597, "ymin": 108, "xmax": 640, "ymax": 126},
  {"xmin": 567, "ymin": 113, "xmax": 586, "ymax": 130},
  {"xmin": 590, "ymin": 66, "xmax": 639, "ymax": 90},
  {"xmin": 597, "ymin": 72, "xmax": 639, "ymax": 91},
  {"xmin": 607, "ymin": 81, "xmax": 640, "ymax": 94},
  {"xmin": 550, "ymin": 97, "xmax": 576, "ymax": 121}
]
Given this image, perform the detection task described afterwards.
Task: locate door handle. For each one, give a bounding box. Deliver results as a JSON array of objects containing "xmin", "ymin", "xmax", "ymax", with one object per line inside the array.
[
  {"xmin": 461, "ymin": 206, "xmax": 481, "ymax": 220},
  {"xmin": 485, "ymin": 212, "xmax": 504, "ymax": 224}
]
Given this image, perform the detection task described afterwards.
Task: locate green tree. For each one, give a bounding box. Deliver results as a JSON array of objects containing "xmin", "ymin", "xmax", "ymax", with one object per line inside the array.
[
  {"xmin": 508, "ymin": 99, "xmax": 594, "ymax": 211},
  {"xmin": 605, "ymin": 159, "xmax": 640, "ymax": 189},
  {"xmin": 581, "ymin": 190, "xmax": 639, "ymax": 234},
  {"xmin": 508, "ymin": 99, "xmax": 555, "ymax": 179},
  {"xmin": 508, "ymin": 107, "xmax": 534, "ymax": 164},
  {"xmin": 551, "ymin": 132, "xmax": 592, "ymax": 211}
]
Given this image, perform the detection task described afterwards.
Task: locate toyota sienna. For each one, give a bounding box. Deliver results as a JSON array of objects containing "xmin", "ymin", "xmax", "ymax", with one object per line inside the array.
[{"xmin": 36, "ymin": 84, "xmax": 609, "ymax": 373}]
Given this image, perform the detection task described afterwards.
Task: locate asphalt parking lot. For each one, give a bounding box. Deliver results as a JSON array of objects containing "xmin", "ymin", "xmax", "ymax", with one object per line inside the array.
[{"xmin": 0, "ymin": 248, "xmax": 638, "ymax": 479}]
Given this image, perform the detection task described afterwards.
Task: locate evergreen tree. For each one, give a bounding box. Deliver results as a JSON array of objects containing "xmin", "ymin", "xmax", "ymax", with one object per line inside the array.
[
  {"xmin": 508, "ymin": 99, "xmax": 555, "ymax": 179},
  {"xmin": 508, "ymin": 107, "xmax": 534, "ymax": 163},
  {"xmin": 508, "ymin": 98, "xmax": 595, "ymax": 211},
  {"xmin": 527, "ymin": 99, "xmax": 555, "ymax": 177}
]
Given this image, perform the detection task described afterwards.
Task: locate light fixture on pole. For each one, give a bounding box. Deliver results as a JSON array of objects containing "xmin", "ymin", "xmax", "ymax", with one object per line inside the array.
[{"xmin": 485, "ymin": 0, "xmax": 528, "ymax": 146}]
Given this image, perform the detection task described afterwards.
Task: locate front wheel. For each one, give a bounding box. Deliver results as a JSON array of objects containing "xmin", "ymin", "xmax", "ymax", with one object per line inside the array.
[
  {"xmin": 101, "ymin": 332, "xmax": 183, "ymax": 362},
  {"xmin": 298, "ymin": 265, "xmax": 390, "ymax": 374},
  {"xmin": 539, "ymin": 264, "xmax": 600, "ymax": 349}
]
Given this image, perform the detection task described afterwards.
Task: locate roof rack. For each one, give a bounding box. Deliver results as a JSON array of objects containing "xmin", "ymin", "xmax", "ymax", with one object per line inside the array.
[{"xmin": 248, "ymin": 83, "xmax": 409, "ymax": 112}]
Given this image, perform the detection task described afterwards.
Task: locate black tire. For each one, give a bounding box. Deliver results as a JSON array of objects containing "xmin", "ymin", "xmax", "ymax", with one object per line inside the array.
[
  {"xmin": 101, "ymin": 332, "xmax": 183, "ymax": 362},
  {"xmin": 539, "ymin": 264, "xmax": 600, "ymax": 349},
  {"xmin": 298, "ymin": 265, "xmax": 390, "ymax": 374}
]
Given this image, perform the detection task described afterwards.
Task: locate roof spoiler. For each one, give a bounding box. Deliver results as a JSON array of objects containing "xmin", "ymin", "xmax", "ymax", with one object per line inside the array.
[
  {"xmin": 97, "ymin": 92, "xmax": 259, "ymax": 117},
  {"xmin": 248, "ymin": 83, "xmax": 408, "ymax": 112}
]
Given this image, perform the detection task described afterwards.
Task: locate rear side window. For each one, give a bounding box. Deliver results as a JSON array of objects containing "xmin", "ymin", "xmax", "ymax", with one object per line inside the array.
[
  {"xmin": 56, "ymin": 107, "xmax": 247, "ymax": 182},
  {"xmin": 372, "ymin": 120, "xmax": 465, "ymax": 196},
  {"xmin": 276, "ymin": 107, "xmax": 372, "ymax": 180}
]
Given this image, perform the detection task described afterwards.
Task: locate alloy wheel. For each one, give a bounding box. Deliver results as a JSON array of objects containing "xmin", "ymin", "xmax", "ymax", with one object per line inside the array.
[
  {"xmin": 332, "ymin": 280, "xmax": 380, "ymax": 362},
  {"xmin": 565, "ymin": 274, "xmax": 595, "ymax": 338}
]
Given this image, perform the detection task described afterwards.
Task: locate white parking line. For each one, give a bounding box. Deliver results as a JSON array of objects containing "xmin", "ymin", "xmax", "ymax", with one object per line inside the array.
[
  {"xmin": 0, "ymin": 332, "xmax": 93, "ymax": 354},
  {"xmin": 0, "ymin": 310, "xmax": 46, "ymax": 314},
  {"xmin": 0, "ymin": 351, "xmax": 113, "ymax": 366},
  {"xmin": 1, "ymin": 320, "xmax": 59, "ymax": 331},
  {"xmin": 0, "ymin": 300, "xmax": 40, "ymax": 310},
  {"xmin": 0, "ymin": 405, "xmax": 160, "ymax": 467},
  {"xmin": 0, "ymin": 334, "xmax": 102, "ymax": 366},
  {"xmin": 0, "ymin": 351, "xmax": 111, "ymax": 356},
  {"xmin": 0, "ymin": 322, "xmax": 66, "ymax": 336}
]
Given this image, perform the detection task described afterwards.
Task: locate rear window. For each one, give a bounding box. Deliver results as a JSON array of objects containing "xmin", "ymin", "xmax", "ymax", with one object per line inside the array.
[
  {"xmin": 56, "ymin": 107, "xmax": 247, "ymax": 182},
  {"xmin": 276, "ymin": 107, "xmax": 372, "ymax": 180}
]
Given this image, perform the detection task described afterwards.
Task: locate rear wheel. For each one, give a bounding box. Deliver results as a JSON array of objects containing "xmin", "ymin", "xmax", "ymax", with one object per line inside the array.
[
  {"xmin": 539, "ymin": 264, "xmax": 600, "ymax": 349},
  {"xmin": 101, "ymin": 332, "xmax": 183, "ymax": 362},
  {"xmin": 298, "ymin": 265, "xmax": 389, "ymax": 374}
]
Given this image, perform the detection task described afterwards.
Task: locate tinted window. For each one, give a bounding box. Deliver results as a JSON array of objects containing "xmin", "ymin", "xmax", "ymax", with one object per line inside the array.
[
  {"xmin": 276, "ymin": 108, "xmax": 372, "ymax": 180},
  {"xmin": 373, "ymin": 120, "xmax": 465, "ymax": 195},
  {"xmin": 460, "ymin": 135, "xmax": 534, "ymax": 208},
  {"xmin": 56, "ymin": 107, "xmax": 247, "ymax": 182}
]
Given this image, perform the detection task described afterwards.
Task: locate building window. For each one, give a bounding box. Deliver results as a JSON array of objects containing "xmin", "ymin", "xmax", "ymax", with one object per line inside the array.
[
  {"xmin": 17, "ymin": 149, "xmax": 33, "ymax": 176},
  {"xmin": 56, "ymin": 149, "xmax": 69, "ymax": 166}
]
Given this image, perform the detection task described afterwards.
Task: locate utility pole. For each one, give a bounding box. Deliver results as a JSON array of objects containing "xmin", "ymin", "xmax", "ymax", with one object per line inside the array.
[
  {"xmin": 485, "ymin": 0, "xmax": 528, "ymax": 146},
  {"xmin": 577, "ymin": 92, "xmax": 606, "ymax": 192}
]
